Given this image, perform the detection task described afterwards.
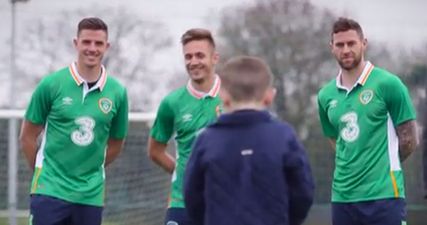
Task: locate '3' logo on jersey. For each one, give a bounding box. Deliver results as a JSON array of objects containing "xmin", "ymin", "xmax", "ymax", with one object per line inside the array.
[
  {"xmin": 71, "ymin": 116, "xmax": 95, "ymax": 146},
  {"xmin": 340, "ymin": 112, "xmax": 359, "ymax": 142}
]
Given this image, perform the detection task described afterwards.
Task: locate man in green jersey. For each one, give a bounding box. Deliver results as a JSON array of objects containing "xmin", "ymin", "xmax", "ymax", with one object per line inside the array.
[
  {"xmin": 148, "ymin": 28, "xmax": 221, "ymax": 225},
  {"xmin": 19, "ymin": 17, "xmax": 128, "ymax": 225},
  {"xmin": 317, "ymin": 17, "xmax": 419, "ymax": 225}
]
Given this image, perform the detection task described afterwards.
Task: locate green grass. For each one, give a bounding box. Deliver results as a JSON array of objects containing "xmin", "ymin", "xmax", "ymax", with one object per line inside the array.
[{"xmin": 0, "ymin": 217, "xmax": 28, "ymax": 225}]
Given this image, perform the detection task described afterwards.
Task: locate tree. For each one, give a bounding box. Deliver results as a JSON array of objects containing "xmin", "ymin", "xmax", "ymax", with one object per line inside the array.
[
  {"xmin": 400, "ymin": 45, "xmax": 427, "ymax": 154},
  {"xmin": 405, "ymin": 50, "xmax": 427, "ymax": 197},
  {"xmin": 409, "ymin": 64, "xmax": 427, "ymax": 138},
  {"xmin": 217, "ymin": 0, "xmax": 337, "ymax": 141},
  {"xmin": 13, "ymin": 5, "xmax": 173, "ymax": 111}
]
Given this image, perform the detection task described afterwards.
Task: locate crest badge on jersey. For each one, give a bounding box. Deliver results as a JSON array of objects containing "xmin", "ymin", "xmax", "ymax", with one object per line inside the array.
[
  {"xmin": 359, "ymin": 89, "xmax": 374, "ymax": 105},
  {"xmin": 98, "ymin": 98, "xmax": 113, "ymax": 114}
]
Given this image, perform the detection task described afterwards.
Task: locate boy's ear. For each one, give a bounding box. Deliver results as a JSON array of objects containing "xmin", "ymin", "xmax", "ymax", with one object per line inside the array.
[
  {"xmin": 263, "ymin": 88, "xmax": 276, "ymax": 106},
  {"xmin": 219, "ymin": 88, "xmax": 232, "ymax": 112}
]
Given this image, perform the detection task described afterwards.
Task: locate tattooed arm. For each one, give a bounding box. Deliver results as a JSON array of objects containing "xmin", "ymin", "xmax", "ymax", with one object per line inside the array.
[{"xmin": 397, "ymin": 120, "xmax": 419, "ymax": 162}]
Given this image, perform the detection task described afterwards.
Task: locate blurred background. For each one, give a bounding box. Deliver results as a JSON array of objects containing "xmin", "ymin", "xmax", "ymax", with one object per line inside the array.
[{"xmin": 0, "ymin": 0, "xmax": 426, "ymax": 224}]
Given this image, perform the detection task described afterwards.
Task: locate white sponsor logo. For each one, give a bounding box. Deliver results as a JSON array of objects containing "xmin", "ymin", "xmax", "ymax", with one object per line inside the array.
[
  {"xmin": 71, "ymin": 116, "xmax": 95, "ymax": 146},
  {"xmin": 340, "ymin": 112, "xmax": 359, "ymax": 142}
]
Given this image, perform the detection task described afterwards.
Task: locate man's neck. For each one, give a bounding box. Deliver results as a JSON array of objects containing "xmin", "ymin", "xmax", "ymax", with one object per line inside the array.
[
  {"xmin": 340, "ymin": 61, "xmax": 366, "ymax": 89},
  {"xmin": 76, "ymin": 62, "xmax": 102, "ymax": 83},
  {"xmin": 226, "ymin": 102, "xmax": 265, "ymax": 113},
  {"xmin": 191, "ymin": 74, "xmax": 216, "ymax": 93}
]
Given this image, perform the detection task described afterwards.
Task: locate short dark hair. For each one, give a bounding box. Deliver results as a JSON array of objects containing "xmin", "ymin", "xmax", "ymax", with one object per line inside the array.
[
  {"xmin": 77, "ymin": 17, "xmax": 108, "ymax": 37},
  {"xmin": 331, "ymin": 17, "xmax": 364, "ymax": 41},
  {"xmin": 220, "ymin": 56, "xmax": 273, "ymax": 102},
  {"xmin": 181, "ymin": 28, "xmax": 215, "ymax": 47}
]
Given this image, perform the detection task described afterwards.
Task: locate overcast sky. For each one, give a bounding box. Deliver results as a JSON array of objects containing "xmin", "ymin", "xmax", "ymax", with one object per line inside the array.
[
  {"xmin": 1, "ymin": 0, "xmax": 427, "ymax": 48},
  {"xmin": 315, "ymin": 0, "xmax": 427, "ymax": 48},
  {"xmin": 0, "ymin": 0, "xmax": 425, "ymax": 70}
]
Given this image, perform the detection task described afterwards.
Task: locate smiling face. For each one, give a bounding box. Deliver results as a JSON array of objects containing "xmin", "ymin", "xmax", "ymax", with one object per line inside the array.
[
  {"xmin": 73, "ymin": 29, "xmax": 110, "ymax": 69},
  {"xmin": 331, "ymin": 29, "xmax": 367, "ymax": 71},
  {"xmin": 183, "ymin": 39, "xmax": 218, "ymax": 83}
]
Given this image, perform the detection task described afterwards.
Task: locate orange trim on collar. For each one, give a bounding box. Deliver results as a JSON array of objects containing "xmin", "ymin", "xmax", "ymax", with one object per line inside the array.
[
  {"xmin": 186, "ymin": 75, "xmax": 221, "ymax": 99},
  {"xmin": 187, "ymin": 82, "xmax": 205, "ymax": 99},
  {"xmin": 335, "ymin": 61, "xmax": 374, "ymax": 89},
  {"xmin": 98, "ymin": 65, "xmax": 107, "ymax": 91},
  {"xmin": 69, "ymin": 62, "xmax": 108, "ymax": 90},
  {"xmin": 360, "ymin": 63, "xmax": 374, "ymax": 85},
  {"xmin": 209, "ymin": 77, "xmax": 221, "ymax": 97},
  {"xmin": 69, "ymin": 63, "xmax": 83, "ymax": 85}
]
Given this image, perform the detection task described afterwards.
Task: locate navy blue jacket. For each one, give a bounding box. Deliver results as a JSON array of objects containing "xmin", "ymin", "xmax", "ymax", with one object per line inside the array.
[{"xmin": 184, "ymin": 109, "xmax": 314, "ymax": 225}]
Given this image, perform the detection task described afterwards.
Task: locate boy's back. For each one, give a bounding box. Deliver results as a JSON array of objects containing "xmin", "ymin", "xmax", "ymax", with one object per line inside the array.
[{"xmin": 185, "ymin": 109, "xmax": 314, "ymax": 225}]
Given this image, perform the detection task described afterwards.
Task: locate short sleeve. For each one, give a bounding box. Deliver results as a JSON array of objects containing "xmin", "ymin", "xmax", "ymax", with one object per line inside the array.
[
  {"xmin": 150, "ymin": 97, "xmax": 175, "ymax": 143},
  {"xmin": 24, "ymin": 78, "xmax": 52, "ymax": 125},
  {"xmin": 383, "ymin": 76, "xmax": 416, "ymax": 126},
  {"xmin": 110, "ymin": 88, "xmax": 129, "ymax": 139},
  {"xmin": 317, "ymin": 94, "xmax": 338, "ymax": 139}
]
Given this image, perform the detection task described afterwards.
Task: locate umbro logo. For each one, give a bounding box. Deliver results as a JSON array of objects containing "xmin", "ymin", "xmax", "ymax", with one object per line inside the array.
[
  {"xmin": 62, "ymin": 97, "xmax": 73, "ymax": 105},
  {"xmin": 182, "ymin": 113, "xmax": 193, "ymax": 122}
]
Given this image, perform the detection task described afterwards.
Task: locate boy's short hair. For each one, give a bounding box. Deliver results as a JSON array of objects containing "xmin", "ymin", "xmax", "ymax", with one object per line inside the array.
[
  {"xmin": 181, "ymin": 28, "xmax": 215, "ymax": 48},
  {"xmin": 77, "ymin": 17, "xmax": 108, "ymax": 37},
  {"xmin": 220, "ymin": 56, "xmax": 273, "ymax": 102}
]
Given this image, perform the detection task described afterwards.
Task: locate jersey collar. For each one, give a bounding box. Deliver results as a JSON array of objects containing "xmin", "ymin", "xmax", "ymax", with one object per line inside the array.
[
  {"xmin": 69, "ymin": 62, "xmax": 108, "ymax": 91},
  {"xmin": 336, "ymin": 61, "xmax": 374, "ymax": 90},
  {"xmin": 186, "ymin": 75, "xmax": 221, "ymax": 99}
]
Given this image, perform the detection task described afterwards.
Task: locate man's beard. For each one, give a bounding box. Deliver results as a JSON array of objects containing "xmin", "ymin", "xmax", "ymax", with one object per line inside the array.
[{"xmin": 338, "ymin": 55, "xmax": 362, "ymax": 71}]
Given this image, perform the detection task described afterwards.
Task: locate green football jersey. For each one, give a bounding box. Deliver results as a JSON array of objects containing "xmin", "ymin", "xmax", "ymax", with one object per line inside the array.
[
  {"xmin": 317, "ymin": 62, "xmax": 416, "ymax": 202},
  {"xmin": 25, "ymin": 63, "xmax": 128, "ymax": 206},
  {"xmin": 150, "ymin": 76, "xmax": 222, "ymax": 208}
]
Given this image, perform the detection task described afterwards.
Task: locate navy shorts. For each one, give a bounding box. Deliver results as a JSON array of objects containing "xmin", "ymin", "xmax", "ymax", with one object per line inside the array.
[
  {"xmin": 165, "ymin": 207, "xmax": 194, "ymax": 225},
  {"xmin": 332, "ymin": 198, "xmax": 407, "ymax": 225},
  {"xmin": 30, "ymin": 194, "xmax": 103, "ymax": 225}
]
